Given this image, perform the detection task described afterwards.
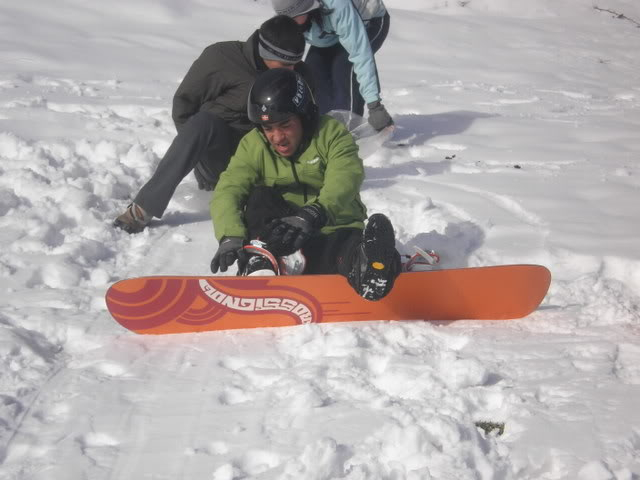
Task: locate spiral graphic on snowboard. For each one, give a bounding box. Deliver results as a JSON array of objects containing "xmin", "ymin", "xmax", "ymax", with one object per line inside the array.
[{"xmin": 105, "ymin": 277, "xmax": 322, "ymax": 332}]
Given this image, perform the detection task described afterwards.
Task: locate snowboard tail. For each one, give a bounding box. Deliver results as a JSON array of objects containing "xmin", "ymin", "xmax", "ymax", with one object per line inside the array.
[{"xmin": 105, "ymin": 265, "xmax": 551, "ymax": 334}]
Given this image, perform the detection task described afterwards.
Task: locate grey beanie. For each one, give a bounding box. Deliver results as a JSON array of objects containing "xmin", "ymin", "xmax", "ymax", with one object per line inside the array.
[
  {"xmin": 258, "ymin": 15, "xmax": 305, "ymax": 64},
  {"xmin": 271, "ymin": 0, "xmax": 321, "ymax": 17},
  {"xmin": 258, "ymin": 33, "xmax": 303, "ymax": 64}
]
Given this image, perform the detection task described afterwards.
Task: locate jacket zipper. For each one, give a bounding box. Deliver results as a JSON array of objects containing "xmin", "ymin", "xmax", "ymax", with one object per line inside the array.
[{"xmin": 289, "ymin": 159, "xmax": 308, "ymax": 203}]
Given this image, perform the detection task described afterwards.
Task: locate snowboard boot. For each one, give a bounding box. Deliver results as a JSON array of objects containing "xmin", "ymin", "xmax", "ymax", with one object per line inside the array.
[
  {"xmin": 240, "ymin": 241, "xmax": 279, "ymax": 276},
  {"xmin": 113, "ymin": 203, "xmax": 151, "ymax": 234},
  {"xmin": 348, "ymin": 213, "xmax": 400, "ymax": 301}
]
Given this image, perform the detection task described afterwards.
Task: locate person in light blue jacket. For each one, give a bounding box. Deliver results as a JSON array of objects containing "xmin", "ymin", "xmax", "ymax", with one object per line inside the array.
[{"xmin": 272, "ymin": 0, "xmax": 393, "ymax": 132}]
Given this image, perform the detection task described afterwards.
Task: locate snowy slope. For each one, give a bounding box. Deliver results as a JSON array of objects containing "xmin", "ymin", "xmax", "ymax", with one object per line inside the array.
[{"xmin": 1, "ymin": 0, "xmax": 640, "ymax": 478}]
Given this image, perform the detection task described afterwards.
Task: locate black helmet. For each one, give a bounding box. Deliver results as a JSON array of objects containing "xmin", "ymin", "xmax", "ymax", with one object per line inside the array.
[{"xmin": 248, "ymin": 68, "xmax": 318, "ymax": 133}]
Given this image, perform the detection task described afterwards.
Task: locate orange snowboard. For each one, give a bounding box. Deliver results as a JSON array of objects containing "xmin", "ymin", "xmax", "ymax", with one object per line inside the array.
[{"xmin": 105, "ymin": 265, "xmax": 551, "ymax": 334}]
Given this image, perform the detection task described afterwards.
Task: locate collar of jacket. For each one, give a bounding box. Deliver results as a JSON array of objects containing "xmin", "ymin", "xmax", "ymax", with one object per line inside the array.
[{"xmin": 243, "ymin": 30, "xmax": 269, "ymax": 73}]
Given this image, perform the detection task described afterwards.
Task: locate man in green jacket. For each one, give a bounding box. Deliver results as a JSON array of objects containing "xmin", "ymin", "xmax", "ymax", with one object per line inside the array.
[
  {"xmin": 210, "ymin": 68, "xmax": 400, "ymax": 301},
  {"xmin": 114, "ymin": 16, "xmax": 313, "ymax": 234}
]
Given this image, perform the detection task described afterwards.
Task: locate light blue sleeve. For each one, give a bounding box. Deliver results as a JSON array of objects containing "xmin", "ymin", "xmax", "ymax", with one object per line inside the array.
[{"xmin": 323, "ymin": 1, "xmax": 382, "ymax": 104}]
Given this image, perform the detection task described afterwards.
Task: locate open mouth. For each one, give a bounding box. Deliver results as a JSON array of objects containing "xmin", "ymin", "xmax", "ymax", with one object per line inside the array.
[{"xmin": 275, "ymin": 142, "xmax": 290, "ymax": 153}]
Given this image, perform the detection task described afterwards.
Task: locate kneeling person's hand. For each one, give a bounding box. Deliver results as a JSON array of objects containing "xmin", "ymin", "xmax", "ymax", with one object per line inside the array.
[{"xmin": 367, "ymin": 100, "xmax": 394, "ymax": 131}]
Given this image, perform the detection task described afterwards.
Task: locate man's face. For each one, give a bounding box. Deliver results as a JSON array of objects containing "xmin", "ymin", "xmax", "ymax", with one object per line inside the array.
[
  {"xmin": 262, "ymin": 115, "xmax": 303, "ymax": 157},
  {"xmin": 263, "ymin": 59, "xmax": 296, "ymax": 70}
]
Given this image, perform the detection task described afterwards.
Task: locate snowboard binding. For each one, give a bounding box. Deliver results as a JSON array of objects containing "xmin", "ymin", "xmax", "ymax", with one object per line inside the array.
[
  {"xmin": 402, "ymin": 246, "xmax": 440, "ymax": 272},
  {"xmin": 240, "ymin": 240, "xmax": 306, "ymax": 276}
]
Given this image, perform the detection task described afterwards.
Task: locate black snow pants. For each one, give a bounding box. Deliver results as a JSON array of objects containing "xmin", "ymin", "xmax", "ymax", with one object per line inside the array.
[
  {"xmin": 135, "ymin": 111, "xmax": 245, "ymax": 218},
  {"xmin": 244, "ymin": 186, "xmax": 363, "ymax": 277}
]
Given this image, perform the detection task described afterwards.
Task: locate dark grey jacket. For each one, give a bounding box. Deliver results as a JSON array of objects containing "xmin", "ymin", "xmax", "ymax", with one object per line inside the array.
[{"xmin": 172, "ymin": 31, "xmax": 313, "ymax": 134}]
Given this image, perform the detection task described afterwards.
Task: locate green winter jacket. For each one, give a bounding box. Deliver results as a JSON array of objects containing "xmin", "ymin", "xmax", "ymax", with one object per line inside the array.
[{"xmin": 211, "ymin": 115, "xmax": 367, "ymax": 241}]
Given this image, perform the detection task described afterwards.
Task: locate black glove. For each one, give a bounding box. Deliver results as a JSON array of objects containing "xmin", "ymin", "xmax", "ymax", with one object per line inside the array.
[
  {"xmin": 262, "ymin": 203, "xmax": 327, "ymax": 255},
  {"xmin": 211, "ymin": 236, "xmax": 246, "ymax": 273},
  {"xmin": 367, "ymin": 100, "xmax": 394, "ymax": 131}
]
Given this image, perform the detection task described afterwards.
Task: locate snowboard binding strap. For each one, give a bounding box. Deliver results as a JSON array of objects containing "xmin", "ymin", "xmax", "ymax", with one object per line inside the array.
[
  {"xmin": 242, "ymin": 241, "xmax": 280, "ymax": 275},
  {"xmin": 403, "ymin": 247, "xmax": 440, "ymax": 272}
]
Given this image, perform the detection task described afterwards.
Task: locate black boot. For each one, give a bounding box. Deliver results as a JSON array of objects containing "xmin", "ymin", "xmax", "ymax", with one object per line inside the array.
[{"xmin": 348, "ymin": 214, "xmax": 400, "ymax": 301}]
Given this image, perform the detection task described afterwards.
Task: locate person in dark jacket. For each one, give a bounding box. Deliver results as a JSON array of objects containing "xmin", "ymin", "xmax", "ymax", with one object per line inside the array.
[
  {"xmin": 114, "ymin": 15, "xmax": 314, "ymax": 234},
  {"xmin": 210, "ymin": 68, "xmax": 401, "ymax": 301}
]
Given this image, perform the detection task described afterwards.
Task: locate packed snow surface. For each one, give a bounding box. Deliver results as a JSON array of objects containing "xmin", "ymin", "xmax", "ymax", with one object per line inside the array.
[{"xmin": 1, "ymin": 0, "xmax": 639, "ymax": 478}]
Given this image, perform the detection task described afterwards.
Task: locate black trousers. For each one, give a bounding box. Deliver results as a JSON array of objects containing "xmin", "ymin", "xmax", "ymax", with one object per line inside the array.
[
  {"xmin": 305, "ymin": 12, "xmax": 390, "ymax": 116},
  {"xmin": 244, "ymin": 186, "xmax": 362, "ymax": 276},
  {"xmin": 135, "ymin": 111, "xmax": 244, "ymax": 218}
]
